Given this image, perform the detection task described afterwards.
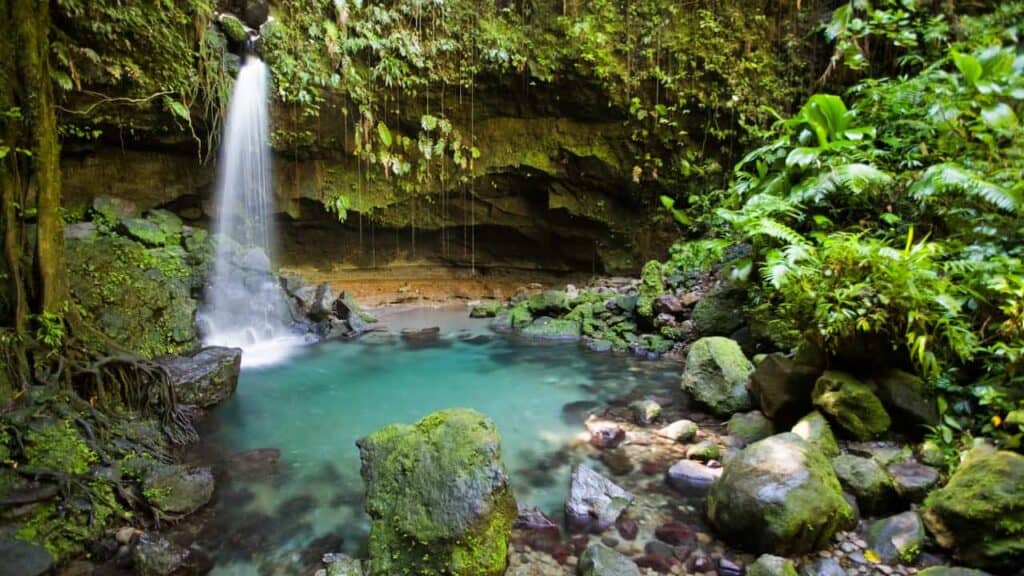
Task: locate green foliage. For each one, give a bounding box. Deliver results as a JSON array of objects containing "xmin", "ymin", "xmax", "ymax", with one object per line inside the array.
[{"xmin": 23, "ymin": 419, "xmax": 97, "ymax": 475}]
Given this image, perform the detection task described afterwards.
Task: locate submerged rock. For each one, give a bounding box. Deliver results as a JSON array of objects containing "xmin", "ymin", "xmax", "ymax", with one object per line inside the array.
[
  {"xmin": 707, "ymin": 433, "xmax": 853, "ymax": 555},
  {"xmin": 680, "ymin": 337, "xmax": 754, "ymax": 417},
  {"xmin": 566, "ymin": 464, "xmax": 634, "ymax": 534},
  {"xmin": 922, "ymin": 447, "xmax": 1024, "ymax": 572},
  {"xmin": 655, "ymin": 419, "xmax": 699, "ymax": 442},
  {"xmin": 578, "ymin": 543, "xmax": 640, "ymax": 576},
  {"xmin": 812, "ymin": 371, "xmax": 890, "ymax": 440},
  {"xmin": 357, "ymin": 408, "xmax": 516, "ymax": 576},
  {"xmin": 630, "ymin": 398, "xmax": 662, "ymax": 425},
  {"xmin": 131, "ymin": 533, "xmax": 205, "ymax": 576},
  {"xmin": 158, "ymin": 346, "xmax": 241, "ymax": 407}
]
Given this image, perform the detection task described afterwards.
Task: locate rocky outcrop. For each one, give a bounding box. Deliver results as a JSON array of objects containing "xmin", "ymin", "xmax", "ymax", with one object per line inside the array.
[
  {"xmin": 923, "ymin": 447, "xmax": 1024, "ymax": 572},
  {"xmin": 357, "ymin": 409, "xmax": 517, "ymax": 576},
  {"xmin": 812, "ymin": 371, "xmax": 891, "ymax": 440},
  {"xmin": 681, "ymin": 337, "xmax": 754, "ymax": 417},
  {"xmin": 157, "ymin": 346, "xmax": 241, "ymax": 407},
  {"xmin": 707, "ymin": 433, "xmax": 854, "ymax": 555}
]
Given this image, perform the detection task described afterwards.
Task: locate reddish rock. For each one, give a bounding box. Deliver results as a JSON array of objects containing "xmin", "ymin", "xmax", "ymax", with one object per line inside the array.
[
  {"xmin": 655, "ymin": 522, "xmax": 693, "ymax": 546},
  {"xmin": 587, "ymin": 420, "xmax": 626, "ymax": 449},
  {"xmin": 616, "ymin": 517, "xmax": 639, "ymax": 540},
  {"xmin": 641, "ymin": 460, "xmax": 662, "ymax": 475},
  {"xmin": 550, "ymin": 544, "xmax": 569, "ymax": 564},
  {"xmin": 636, "ymin": 554, "xmax": 675, "ymax": 573}
]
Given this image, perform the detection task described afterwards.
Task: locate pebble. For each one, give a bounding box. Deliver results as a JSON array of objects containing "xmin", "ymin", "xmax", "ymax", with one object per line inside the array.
[{"xmin": 849, "ymin": 552, "xmax": 867, "ymax": 564}]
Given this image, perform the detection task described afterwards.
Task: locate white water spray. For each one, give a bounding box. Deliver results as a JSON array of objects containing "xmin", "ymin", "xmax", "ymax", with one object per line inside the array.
[{"xmin": 201, "ymin": 56, "xmax": 300, "ymax": 366}]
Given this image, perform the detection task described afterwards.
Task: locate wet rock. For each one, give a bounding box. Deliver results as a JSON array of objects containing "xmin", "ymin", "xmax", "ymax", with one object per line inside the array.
[
  {"xmin": 685, "ymin": 440, "xmax": 720, "ymax": 462},
  {"xmin": 578, "ymin": 543, "xmax": 640, "ymax": 576},
  {"xmin": 867, "ymin": 511, "xmax": 925, "ymax": 563},
  {"xmin": 0, "ymin": 540, "xmax": 53, "ymax": 576},
  {"xmin": 708, "ymin": 433, "xmax": 854, "ymax": 555},
  {"xmin": 727, "ymin": 410, "xmax": 775, "ymax": 445},
  {"xmin": 141, "ymin": 464, "xmax": 215, "ymax": 516},
  {"xmin": 654, "ymin": 522, "xmax": 693, "ymax": 546},
  {"xmin": 747, "ymin": 554, "xmax": 798, "ymax": 576},
  {"xmin": 874, "ymin": 369, "xmax": 939, "ymax": 431},
  {"xmin": 831, "ymin": 454, "xmax": 896, "ymax": 516},
  {"xmin": 812, "ymin": 371, "xmax": 891, "ymax": 440},
  {"xmin": 357, "ymin": 409, "xmax": 516, "ymax": 576},
  {"xmin": 616, "ymin": 517, "xmax": 638, "ymax": 540},
  {"xmin": 666, "ymin": 459, "xmax": 722, "ymax": 496},
  {"xmin": 922, "ymin": 447, "xmax": 1024, "ymax": 572},
  {"xmin": 158, "ymin": 346, "xmax": 241, "ymax": 407},
  {"xmin": 470, "ymin": 301, "xmax": 503, "ymax": 318},
  {"xmin": 601, "ymin": 449, "xmax": 634, "ymax": 476},
  {"xmin": 635, "ymin": 553, "xmax": 674, "ymax": 573},
  {"xmin": 680, "ymin": 337, "xmax": 754, "ymax": 417},
  {"xmin": 797, "ymin": 557, "xmax": 844, "ymax": 576},
  {"xmin": 887, "ymin": 461, "xmax": 939, "ymax": 503},
  {"xmin": 400, "ymin": 326, "xmax": 444, "ymax": 347},
  {"xmin": 748, "ymin": 352, "xmax": 819, "ymax": 429},
  {"xmin": 790, "ymin": 411, "xmax": 839, "ymax": 457},
  {"xmin": 655, "ymin": 419, "xmax": 698, "ymax": 442},
  {"xmin": 586, "ymin": 419, "xmax": 625, "ymax": 449},
  {"xmin": 131, "ymin": 534, "xmax": 201, "ymax": 576},
  {"xmin": 295, "ymin": 282, "xmax": 335, "ymax": 321},
  {"xmin": 527, "ymin": 290, "xmax": 570, "ymax": 315},
  {"xmin": 566, "ymin": 464, "xmax": 634, "ymax": 534},
  {"xmin": 521, "ymin": 316, "xmax": 582, "ymax": 341},
  {"xmin": 718, "ymin": 557, "xmax": 743, "ymax": 576},
  {"xmin": 514, "ymin": 506, "xmax": 561, "ymax": 552},
  {"xmin": 631, "ymin": 398, "xmax": 662, "ymax": 425}
]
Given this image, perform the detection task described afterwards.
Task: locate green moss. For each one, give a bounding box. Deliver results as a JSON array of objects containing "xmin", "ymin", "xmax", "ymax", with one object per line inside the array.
[
  {"xmin": 812, "ymin": 371, "xmax": 891, "ymax": 440},
  {"xmin": 636, "ymin": 260, "xmax": 665, "ymax": 319},
  {"xmin": 509, "ymin": 302, "xmax": 533, "ymax": 330},
  {"xmin": 15, "ymin": 481, "xmax": 123, "ymax": 561},
  {"xmin": 680, "ymin": 336, "xmax": 754, "ymax": 416},
  {"xmin": 469, "ymin": 301, "xmax": 503, "ymax": 318},
  {"xmin": 217, "ymin": 13, "xmax": 249, "ymax": 44},
  {"xmin": 23, "ymin": 419, "xmax": 97, "ymax": 475}
]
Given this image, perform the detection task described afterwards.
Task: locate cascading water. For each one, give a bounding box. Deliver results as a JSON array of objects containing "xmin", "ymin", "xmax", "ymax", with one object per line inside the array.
[{"xmin": 200, "ymin": 55, "xmax": 299, "ymax": 366}]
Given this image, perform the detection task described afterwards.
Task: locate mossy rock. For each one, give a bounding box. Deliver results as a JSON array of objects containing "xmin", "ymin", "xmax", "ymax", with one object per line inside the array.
[
  {"xmin": 923, "ymin": 447, "xmax": 1024, "ymax": 572},
  {"xmin": 831, "ymin": 454, "xmax": 897, "ymax": 516},
  {"xmin": 746, "ymin": 554, "xmax": 798, "ymax": 576},
  {"xmin": 707, "ymin": 433, "xmax": 854, "ymax": 555},
  {"xmin": 521, "ymin": 317, "xmax": 582, "ymax": 341},
  {"xmin": 636, "ymin": 260, "xmax": 665, "ymax": 320},
  {"xmin": 727, "ymin": 411, "xmax": 775, "ymax": 445},
  {"xmin": 120, "ymin": 218, "xmax": 168, "ymax": 246},
  {"xmin": 680, "ymin": 337, "xmax": 754, "ymax": 417},
  {"xmin": 142, "ymin": 464, "xmax": 214, "ymax": 517},
  {"xmin": 357, "ymin": 409, "xmax": 517, "ymax": 576},
  {"xmin": 790, "ymin": 411, "xmax": 839, "ymax": 458},
  {"xmin": 509, "ymin": 302, "xmax": 533, "ymax": 330},
  {"xmin": 469, "ymin": 301, "xmax": 503, "ymax": 318},
  {"xmin": 874, "ymin": 369, "xmax": 939, "ymax": 433},
  {"xmin": 146, "ymin": 209, "xmax": 184, "ymax": 241},
  {"xmin": 812, "ymin": 371, "xmax": 891, "ymax": 440},
  {"xmin": 526, "ymin": 290, "xmax": 570, "ymax": 315},
  {"xmin": 217, "ymin": 13, "xmax": 250, "ymax": 44},
  {"xmin": 867, "ymin": 511, "xmax": 925, "ymax": 564},
  {"xmin": 23, "ymin": 419, "xmax": 97, "ymax": 476}
]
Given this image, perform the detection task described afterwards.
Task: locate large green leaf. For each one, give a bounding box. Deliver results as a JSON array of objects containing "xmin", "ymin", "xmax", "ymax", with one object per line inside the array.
[
  {"xmin": 951, "ymin": 49, "xmax": 982, "ymax": 87},
  {"xmin": 980, "ymin": 103, "xmax": 1018, "ymax": 133},
  {"xmin": 377, "ymin": 121, "xmax": 393, "ymax": 149}
]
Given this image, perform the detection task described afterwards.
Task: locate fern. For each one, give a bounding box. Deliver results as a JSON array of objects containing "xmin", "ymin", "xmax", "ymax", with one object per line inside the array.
[
  {"xmin": 790, "ymin": 163, "xmax": 893, "ymax": 204},
  {"xmin": 911, "ymin": 163, "xmax": 1021, "ymax": 213}
]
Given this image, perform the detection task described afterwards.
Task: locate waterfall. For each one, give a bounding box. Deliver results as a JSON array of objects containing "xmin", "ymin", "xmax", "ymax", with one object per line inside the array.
[{"xmin": 200, "ymin": 56, "xmax": 298, "ymax": 366}]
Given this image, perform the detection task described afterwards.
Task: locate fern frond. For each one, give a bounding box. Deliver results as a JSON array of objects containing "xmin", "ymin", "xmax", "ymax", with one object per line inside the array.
[
  {"xmin": 911, "ymin": 163, "xmax": 1021, "ymax": 212},
  {"xmin": 790, "ymin": 163, "xmax": 892, "ymax": 204}
]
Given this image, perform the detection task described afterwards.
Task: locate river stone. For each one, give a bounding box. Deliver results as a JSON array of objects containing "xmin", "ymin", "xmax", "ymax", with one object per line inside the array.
[
  {"xmin": 867, "ymin": 511, "xmax": 925, "ymax": 563},
  {"xmin": 831, "ymin": 454, "xmax": 896, "ymax": 516},
  {"xmin": 790, "ymin": 411, "xmax": 839, "ymax": 457},
  {"xmin": 727, "ymin": 411, "xmax": 775, "ymax": 445},
  {"xmin": 655, "ymin": 419, "xmax": 699, "ymax": 442},
  {"xmin": 748, "ymin": 353, "xmax": 819, "ymax": 428},
  {"xmin": 797, "ymin": 557, "xmax": 844, "ymax": 576},
  {"xmin": 874, "ymin": 369, "xmax": 939, "ymax": 432},
  {"xmin": 158, "ymin": 346, "xmax": 241, "ymax": 407},
  {"xmin": 812, "ymin": 371, "xmax": 891, "ymax": 440},
  {"xmin": 521, "ymin": 316, "xmax": 582, "ymax": 341},
  {"xmin": 746, "ymin": 554, "xmax": 797, "ymax": 576},
  {"xmin": 707, "ymin": 433, "xmax": 853, "ymax": 555},
  {"xmin": 922, "ymin": 447, "xmax": 1024, "ymax": 572},
  {"xmin": 0, "ymin": 540, "xmax": 54, "ymax": 576},
  {"xmin": 357, "ymin": 409, "xmax": 516, "ymax": 576},
  {"xmin": 680, "ymin": 337, "xmax": 754, "ymax": 417},
  {"xmin": 887, "ymin": 461, "xmax": 939, "ymax": 503},
  {"xmin": 566, "ymin": 464, "xmax": 634, "ymax": 534},
  {"xmin": 666, "ymin": 459, "xmax": 722, "ymax": 496},
  {"xmin": 578, "ymin": 543, "xmax": 640, "ymax": 576},
  {"xmin": 631, "ymin": 398, "xmax": 662, "ymax": 425},
  {"xmin": 142, "ymin": 464, "xmax": 215, "ymax": 516}
]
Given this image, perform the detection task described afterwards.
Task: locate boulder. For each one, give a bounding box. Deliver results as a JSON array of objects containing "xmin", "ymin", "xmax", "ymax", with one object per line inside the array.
[
  {"xmin": 867, "ymin": 511, "xmax": 925, "ymax": 563},
  {"xmin": 874, "ymin": 369, "xmax": 939, "ymax": 432},
  {"xmin": 666, "ymin": 459, "xmax": 722, "ymax": 497},
  {"xmin": 707, "ymin": 433, "xmax": 854, "ymax": 555},
  {"xmin": 217, "ymin": 12, "xmax": 251, "ymax": 43},
  {"xmin": 746, "ymin": 554, "xmax": 797, "ymax": 576},
  {"xmin": 566, "ymin": 464, "xmax": 634, "ymax": 534},
  {"xmin": 922, "ymin": 448, "xmax": 1024, "ymax": 572},
  {"xmin": 692, "ymin": 284, "xmax": 745, "ymax": 336},
  {"xmin": 655, "ymin": 419, "xmax": 699, "ymax": 442},
  {"xmin": 295, "ymin": 283, "xmax": 335, "ymax": 321},
  {"xmin": 680, "ymin": 337, "xmax": 754, "ymax": 417},
  {"xmin": 470, "ymin": 301, "xmax": 503, "ymax": 318},
  {"xmin": 521, "ymin": 316, "xmax": 582, "ymax": 341},
  {"xmin": 357, "ymin": 409, "xmax": 517, "ymax": 576},
  {"xmin": 790, "ymin": 411, "xmax": 839, "ymax": 458},
  {"xmin": 887, "ymin": 461, "xmax": 939, "ymax": 503},
  {"xmin": 685, "ymin": 440, "xmax": 720, "ymax": 461},
  {"xmin": 727, "ymin": 411, "xmax": 775, "ymax": 445},
  {"xmin": 748, "ymin": 352, "xmax": 819, "ymax": 428},
  {"xmin": 526, "ymin": 290, "xmax": 570, "ymax": 315},
  {"xmin": 92, "ymin": 195, "xmax": 140, "ymax": 220},
  {"xmin": 578, "ymin": 543, "xmax": 640, "ymax": 576},
  {"xmin": 812, "ymin": 371, "xmax": 891, "ymax": 440},
  {"xmin": 831, "ymin": 454, "xmax": 896, "ymax": 516},
  {"xmin": 141, "ymin": 464, "xmax": 215, "ymax": 516},
  {"xmin": 0, "ymin": 540, "xmax": 53, "ymax": 576},
  {"xmin": 157, "ymin": 346, "xmax": 241, "ymax": 407},
  {"xmin": 636, "ymin": 260, "xmax": 665, "ymax": 320}
]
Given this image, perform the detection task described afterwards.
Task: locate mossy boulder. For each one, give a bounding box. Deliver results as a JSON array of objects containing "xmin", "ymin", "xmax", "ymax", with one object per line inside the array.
[
  {"xmin": 707, "ymin": 433, "xmax": 854, "ymax": 555},
  {"xmin": 746, "ymin": 554, "xmax": 798, "ymax": 576},
  {"xmin": 509, "ymin": 303, "xmax": 534, "ymax": 330},
  {"xmin": 157, "ymin": 346, "xmax": 242, "ymax": 407},
  {"xmin": 681, "ymin": 337, "xmax": 754, "ymax": 417},
  {"xmin": 521, "ymin": 316, "xmax": 582, "ymax": 341},
  {"xmin": 727, "ymin": 411, "xmax": 775, "ymax": 445},
  {"xmin": 922, "ymin": 448, "xmax": 1024, "ymax": 572},
  {"xmin": 790, "ymin": 411, "xmax": 839, "ymax": 458},
  {"xmin": 831, "ymin": 454, "xmax": 897, "ymax": 516},
  {"xmin": 812, "ymin": 371, "xmax": 891, "ymax": 440},
  {"xmin": 217, "ymin": 13, "xmax": 250, "ymax": 44},
  {"xmin": 141, "ymin": 464, "xmax": 215, "ymax": 517},
  {"xmin": 357, "ymin": 409, "xmax": 517, "ymax": 576},
  {"xmin": 636, "ymin": 260, "xmax": 665, "ymax": 320},
  {"xmin": 691, "ymin": 284, "xmax": 745, "ymax": 336},
  {"xmin": 469, "ymin": 301, "xmax": 503, "ymax": 318},
  {"xmin": 526, "ymin": 290, "xmax": 570, "ymax": 315}
]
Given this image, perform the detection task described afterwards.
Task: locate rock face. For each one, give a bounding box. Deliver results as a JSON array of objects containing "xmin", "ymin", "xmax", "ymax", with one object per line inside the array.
[
  {"xmin": 790, "ymin": 411, "xmax": 839, "ymax": 457},
  {"xmin": 923, "ymin": 448, "xmax": 1024, "ymax": 572},
  {"xmin": 680, "ymin": 337, "xmax": 754, "ymax": 417},
  {"xmin": 566, "ymin": 464, "xmax": 634, "ymax": 533},
  {"xmin": 157, "ymin": 346, "xmax": 241, "ymax": 407},
  {"xmin": 831, "ymin": 454, "xmax": 896, "ymax": 516},
  {"xmin": 707, "ymin": 433, "xmax": 854, "ymax": 555},
  {"xmin": 357, "ymin": 409, "xmax": 517, "ymax": 576},
  {"xmin": 867, "ymin": 511, "xmax": 925, "ymax": 563},
  {"xmin": 578, "ymin": 543, "xmax": 640, "ymax": 576},
  {"xmin": 812, "ymin": 371, "xmax": 891, "ymax": 440}
]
